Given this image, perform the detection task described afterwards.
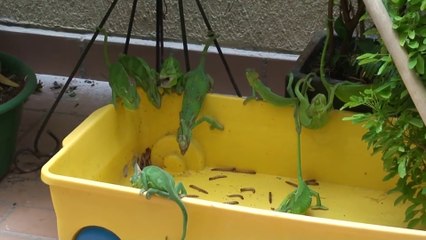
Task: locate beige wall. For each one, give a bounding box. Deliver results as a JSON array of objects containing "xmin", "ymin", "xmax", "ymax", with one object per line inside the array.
[{"xmin": 0, "ymin": 0, "xmax": 327, "ymax": 53}]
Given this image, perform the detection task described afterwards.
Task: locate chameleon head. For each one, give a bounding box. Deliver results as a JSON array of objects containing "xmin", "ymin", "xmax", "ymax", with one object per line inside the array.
[
  {"xmin": 245, "ymin": 69, "xmax": 259, "ymax": 85},
  {"xmin": 177, "ymin": 133, "xmax": 190, "ymax": 155},
  {"xmin": 130, "ymin": 164, "xmax": 144, "ymax": 188},
  {"xmin": 310, "ymin": 94, "xmax": 327, "ymax": 114},
  {"xmin": 177, "ymin": 119, "xmax": 192, "ymax": 155}
]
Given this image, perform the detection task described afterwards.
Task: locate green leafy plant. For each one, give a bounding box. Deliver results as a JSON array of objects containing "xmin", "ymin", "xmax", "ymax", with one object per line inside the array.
[{"xmin": 343, "ymin": 0, "xmax": 426, "ymax": 228}]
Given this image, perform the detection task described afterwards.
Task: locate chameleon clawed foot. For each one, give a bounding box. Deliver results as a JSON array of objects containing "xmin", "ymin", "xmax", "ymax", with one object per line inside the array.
[
  {"xmin": 311, "ymin": 205, "xmax": 329, "ymax": 210},
  {"xmin": 310, "ymin": 190, "xmax": 328, "ymax": 211}
]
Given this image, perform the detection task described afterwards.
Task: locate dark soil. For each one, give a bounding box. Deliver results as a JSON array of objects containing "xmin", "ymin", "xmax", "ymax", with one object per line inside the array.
[{"xmin": 0, "ymin": 75, "xmax": 25, "ymax": 105}]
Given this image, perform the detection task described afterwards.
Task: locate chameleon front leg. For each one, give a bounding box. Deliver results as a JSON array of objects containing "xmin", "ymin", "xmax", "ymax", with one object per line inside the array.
[
  {"xmin": 175, "ymin": 182, "xmax": 187, "ymax": 197},
  {"xmin": 144, "ymin": 188, "xmax": 171, "ymax": 199},
  {"xmin": 193, "ymin": 116, "xmax": 224, "ymax": 130},
  {"xmin": 309, "ymin": 189, "xmax": 328, "ymax": 210}
]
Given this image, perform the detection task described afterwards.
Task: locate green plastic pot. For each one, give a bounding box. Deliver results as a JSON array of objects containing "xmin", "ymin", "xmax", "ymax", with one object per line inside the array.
[{"xmin": 0, "ymin": 52, "xmax": 37, "ymax": 179}]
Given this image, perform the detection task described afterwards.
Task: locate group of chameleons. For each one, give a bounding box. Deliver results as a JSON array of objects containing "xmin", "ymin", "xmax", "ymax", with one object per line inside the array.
[{"xmin": 105, "ymin": 33, "xmax": 339, "ymax": 240}]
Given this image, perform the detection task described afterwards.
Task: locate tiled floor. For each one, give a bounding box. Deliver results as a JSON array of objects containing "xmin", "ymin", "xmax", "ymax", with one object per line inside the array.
[{"xmin": 0, "ymin": 74, "xmax": 111, "ymax": 240}]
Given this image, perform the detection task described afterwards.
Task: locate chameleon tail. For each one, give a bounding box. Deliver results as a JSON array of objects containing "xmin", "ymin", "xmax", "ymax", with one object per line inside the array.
[{"xmin": 175, "ymin": 197, "xmax": 188, "ymax": 240}]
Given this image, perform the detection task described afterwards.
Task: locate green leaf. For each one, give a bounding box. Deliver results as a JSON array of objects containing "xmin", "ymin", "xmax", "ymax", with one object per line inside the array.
[
  {"xmin": 383, "ymin": 171, "xmax": 397, "ymax": 181},
  {"xmin": 421, "ymin": 1, "xmax": 426, "ymax": 11},
  {"xmin": 394, "ymin": 194, "xmax": 406, "ymax": 205},
  {"xmin": 398, "ymin": 159, "xmax": 407, "ymax": 178},
  {"xmin": 358, "ymin": 57, "xmax": 378, "ymax": 65},
  {"xmin": 416, "ymin": 55, "xmax": 425, "ymax": 74},
  {"xmin": 409, "ymin": 118, "xmax": 424, "ymax": 128},
  {"xmin": 408, "ymin": 30, "xmax": 416, "ymax": 40},
  {"xmin": 407, "ymin": 218, "xmax": 421, "ymax": 228},
  {"xmin": 422, "ymin": 188, "xmax": 426, "ymax": 195},
  {"xmin": 408, "ymin": 40, "xmax": 419, "ymax": 49},
  {"xmin": 357, "ymin": 53, "xmax": 377, "ymax": 60},
  {"xmin": 377, "ymin": 61, "xmax": 389, "ymax": 75},
  {"xmin": 409, "ymin": 55, "xmax": 418, "ymax": 69}
]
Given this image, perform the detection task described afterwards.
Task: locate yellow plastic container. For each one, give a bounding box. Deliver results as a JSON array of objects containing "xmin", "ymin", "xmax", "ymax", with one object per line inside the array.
[{"xmin": 41, "ymin": 91, "xmax": 426, "ymax": 240}]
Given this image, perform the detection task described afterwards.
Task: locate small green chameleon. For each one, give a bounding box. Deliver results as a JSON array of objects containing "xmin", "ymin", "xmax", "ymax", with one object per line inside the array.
[
  {"xmin": 244, "ymin": 71, "xmax": 330, "ymax": 214},
  {"xmin": 245, "ymin": 69, "xmax": 339, "ymax": 129},
  {"xmin": 118, "ymin": 55, "xmax": 162, "ymax": 108},
  {"xmin": 244, "ymin": 69, "xmax": 298, "ymax": 106},
  {"xmin": 131, "ymin": 164, "xmax": 188, "ymax": 240},
  {"xmin": 159, "ymin": 56, "xmax": 185, "ymax": 94},
  {"xmin": 177, "ymin": 33, "xmax": 224, "ymax": 155},
  {"xmin": 292, "ymin": 73, "xmax": 341, "ymax": 129},
  {"xmin": 275, "ymin": 103, "xmax": 328, "ymax": 214},
  {"xmin": 102, "ymin": 32, "xmax": 161, "ymax": 109}
]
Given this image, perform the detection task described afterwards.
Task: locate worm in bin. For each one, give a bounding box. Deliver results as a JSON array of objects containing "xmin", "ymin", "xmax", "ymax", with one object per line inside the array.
[
  {"xmin": 227, "ymin": 194, "xmax": 244, "ymax": 200},
  {"xmin": 240, "ymin": 187, "xmax": 256, "ymax": 194},
  {"xmin": 209, "ymin": 175, "xmax": 227, "ymax": 181},
  {"xmin": 189, "ymin": 185, "xmax": 208, "ymax": 194}
]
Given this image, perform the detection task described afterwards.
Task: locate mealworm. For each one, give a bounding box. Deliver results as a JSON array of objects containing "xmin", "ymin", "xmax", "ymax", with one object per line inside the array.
[
  {"xmin": 189, "ymin": 185, "xmax": 208, "ymax": 194},
  {"xmin": 227, "ymin": 194, "xmax": 244, "ymax": 200},
  {"xmin": 211, "ymin": 167, "xmax": 236, "ymax": 172},
  {"xmin": 240, "ymin": 187, "xmax": 256, "ymax": 194},
  {"xmin": 209, "ymin": 175, "xmax": 227, "ymax": 181},
  {"xmin": 223, "ymin": 201, "xmax": 239, "ymax": 205},
  {"xmin": 305, "ymin": 179, "xmax": 319, "ymax": 186},
  {"xmin": 285, "ymin": 181, "xmax": 298, "ymax": 188},
  {"xmin": 185, "ymin": 194, "xmax": 199, "ymax": 198},
  {"xmin": 234, "ymin": 168, "xmax": 256, "ymax": 174},
  {"xmin": 269, "ymin": 192, "xmax": 272, "ymax": 204}
]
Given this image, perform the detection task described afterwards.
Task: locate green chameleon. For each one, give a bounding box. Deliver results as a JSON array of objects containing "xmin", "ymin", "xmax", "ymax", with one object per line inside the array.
[
  {"xmin": 275, "ymin": 96, "xmax": 329, "ymax": 214},
  {"xmin": 177, "ymin": 33, "xmax": 224, "ymax": 155},
  {"xmin": 245, "ymin": 69, "xmax": 339, "ymax": 129},
  {"xmin": 159, "ymin": 56, "xmax": 185, "ymax": 94},
  {"xmin": 244, "ymin": 71, "xmax": 330, "ymax": 214},
  {"xmin": 103, "ymin": 32, "xmax": 161, "ymax": 109},
  {"xmin": 243, "ymin": 69, "xmax": 298, "ymax": 106},
  {"xmin": 118, "ymin": 55, "xmax": 162, "ymax": 108},
  {"xmin": 131, "ymin": 164, "xmax": 188, "ymax": 240}
]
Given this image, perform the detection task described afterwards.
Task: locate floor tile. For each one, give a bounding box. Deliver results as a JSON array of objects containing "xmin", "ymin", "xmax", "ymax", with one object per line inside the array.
[
  {"xmin": 0, "ymin": 201, "xmax": 13, "ymax": 222},
  {"xmin": 0, "ymin": 207, "xmax": 57, "ymax": 238},
  {"xmin": 0, "ymin": 232, "xmax": 32, "ymax": 240},
  {"xmin": 0, "ymin": 172, "xmax": 53, "ymax": 210}
]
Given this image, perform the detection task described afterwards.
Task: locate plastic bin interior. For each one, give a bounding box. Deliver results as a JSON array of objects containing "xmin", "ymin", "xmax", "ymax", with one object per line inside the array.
[{"xmin": 41, "ymin": 91, "xmax": 426, "ymax": 240}]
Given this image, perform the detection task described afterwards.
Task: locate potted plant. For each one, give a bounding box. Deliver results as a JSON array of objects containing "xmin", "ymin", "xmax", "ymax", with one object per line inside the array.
[
  {"xmin": 0, "ymin": 52, "xmax": 37, "ymax": 179},
  {"xmin": 343, "ymin": 0, "xmax": 426, "ymax": 228},
  {"xmin": 292, "ymin": 0, "xmax": 380, "ymax": 112}
]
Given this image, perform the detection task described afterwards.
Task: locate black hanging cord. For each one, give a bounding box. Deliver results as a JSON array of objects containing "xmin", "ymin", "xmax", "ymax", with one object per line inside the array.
[
  {"xmin": 155, "ymin": 0, "xmax": 164, "ymax": 72},
  {"xmin": 124, "ymin": 0, "xmax": 139, "ymax": 54},
  {"xmin": 178, "ymin": 0, "xmax": 191, "ymax": 72},
  {"xmin": 194, "ymin": 0, "xmax": 241, "ymax": 97},
  {"xmin": 13, "ymin": 0, "xmax": 120, "ymax": 173}
]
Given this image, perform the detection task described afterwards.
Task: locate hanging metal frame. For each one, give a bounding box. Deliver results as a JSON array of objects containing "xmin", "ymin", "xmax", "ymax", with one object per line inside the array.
[{"xmin": 13, "ymin": 0, "xmax": 241, "ymax": 173}]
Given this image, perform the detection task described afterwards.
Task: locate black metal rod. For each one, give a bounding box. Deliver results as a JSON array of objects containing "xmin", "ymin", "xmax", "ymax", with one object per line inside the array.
[
  {"xmin": 195, "ymin": 0, "xmax": 241, "ymax": 97},
  {"xmin": 178, "ymin": 0, "xmax": 191, "ymax": 71},
  {"xmin": 33, "ymin": 0, "xmax": 119, "ymax": 153},
  {"xmin": 124, "ymin": 0, "xmax": 139, "ymax": 54},
  {"xmin": 155, "ymin": 0, "xmax": 164, "ymax": 71}
]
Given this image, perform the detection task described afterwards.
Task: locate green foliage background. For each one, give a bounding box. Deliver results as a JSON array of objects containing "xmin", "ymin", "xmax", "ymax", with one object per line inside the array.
[{"xmin": 345, "ymin": 0, "xmax": 426, "ymax": 228}]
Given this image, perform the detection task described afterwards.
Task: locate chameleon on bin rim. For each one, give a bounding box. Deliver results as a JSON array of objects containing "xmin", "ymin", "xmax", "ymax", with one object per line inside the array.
[
  {"xmin": 102, "ymin": 31, "xmax": 161, "ymax": 110},
  {"xmin": 177, "ymin": 32, "xmax": 224, "ymax": 155},
  {"xmin": 131, "ymin": 164, "xmax": 188, "ymax": 240}
]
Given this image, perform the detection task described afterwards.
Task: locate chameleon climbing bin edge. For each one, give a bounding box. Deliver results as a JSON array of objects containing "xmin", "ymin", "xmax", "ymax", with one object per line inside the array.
[{"xmin": 41, "ymin": 91, "xmax": 426, "ymax": 240}]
